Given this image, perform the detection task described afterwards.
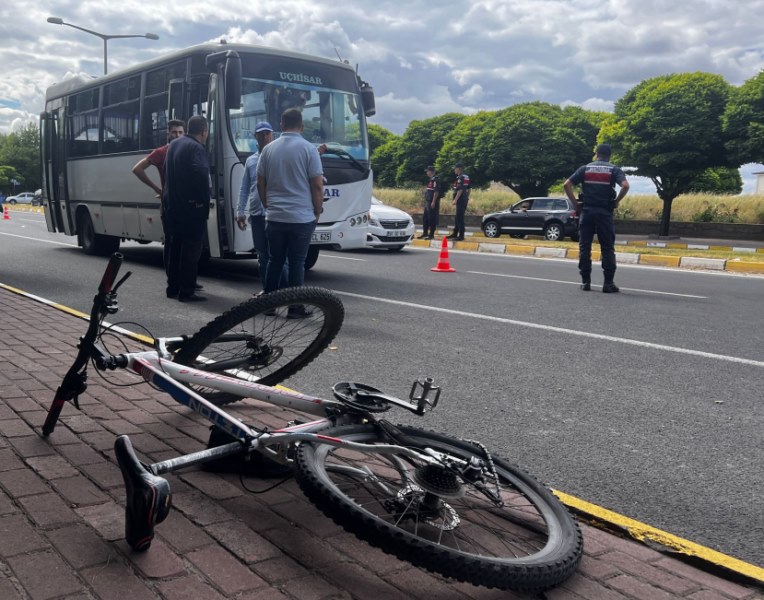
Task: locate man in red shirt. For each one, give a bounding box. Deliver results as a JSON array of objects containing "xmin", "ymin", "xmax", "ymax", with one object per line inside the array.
[
  {"xmin": 132, "ymin": 120, "xmax": 186, "ymax": 197},
  {"xmin": 131, "ymin": 119, "xmax": 185, "ymax": 272}
]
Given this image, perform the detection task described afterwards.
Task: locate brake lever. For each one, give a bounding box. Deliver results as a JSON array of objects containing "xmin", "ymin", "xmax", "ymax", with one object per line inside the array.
[
  {"xmin": 104, "ymin": 271, "xmax": 132, "ymax": 314},
  {"xmin": 112, "ymin": 271, "xmax": 132, "ymax": 293}
]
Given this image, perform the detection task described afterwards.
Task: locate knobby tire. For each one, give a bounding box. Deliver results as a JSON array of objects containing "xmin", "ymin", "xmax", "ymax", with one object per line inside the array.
[
  {"xmin": 295, "ymin": 424, "xmax": 582, "ymax": 592},
  {"xmin": 174, "ymin": 287, "xmax": 344, "ymax": 405}
]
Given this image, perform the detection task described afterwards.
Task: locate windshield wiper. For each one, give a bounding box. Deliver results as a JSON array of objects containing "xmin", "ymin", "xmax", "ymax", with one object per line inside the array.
[{"xmin": 321, "ymin": 146, "xmax": 368, "ymax": 174}]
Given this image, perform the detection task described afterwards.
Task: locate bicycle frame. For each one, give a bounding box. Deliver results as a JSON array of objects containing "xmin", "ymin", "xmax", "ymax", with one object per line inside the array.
[{"xmin": 76, "ymin": 343, "xmax": 440, "ymax": 480}]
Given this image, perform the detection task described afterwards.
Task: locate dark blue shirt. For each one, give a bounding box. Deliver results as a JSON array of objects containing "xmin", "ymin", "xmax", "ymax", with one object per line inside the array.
[
  {"xmin": 568, "ymin": 160, "xmax": 626, "ymax": 209},
  {"xmin": 164, "ymin": 135, "xmax": 210, "ymax": 220},
  {"xmin": 453, "ymin": 173, "xmax": 471, "ymax": 199}
]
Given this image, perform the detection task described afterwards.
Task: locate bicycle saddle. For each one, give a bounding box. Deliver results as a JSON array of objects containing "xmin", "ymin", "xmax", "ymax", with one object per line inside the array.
[{"xmin": 114, "ymin": 435, "xmax": 171, "ymax": 551}]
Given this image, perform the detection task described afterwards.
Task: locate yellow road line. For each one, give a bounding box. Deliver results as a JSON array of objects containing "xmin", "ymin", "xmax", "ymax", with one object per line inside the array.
[{"xmin": 554, "ymin": 489, "xmax": 764, "ymax": 584}]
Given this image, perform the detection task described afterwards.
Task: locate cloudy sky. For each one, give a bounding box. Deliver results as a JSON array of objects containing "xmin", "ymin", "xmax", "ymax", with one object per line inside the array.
[{"xmin": 2, "ymin": 0, "xmax": 764, "ymax": 191}]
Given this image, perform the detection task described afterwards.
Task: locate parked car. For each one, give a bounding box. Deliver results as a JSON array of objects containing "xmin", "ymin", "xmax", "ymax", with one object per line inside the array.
[
  {"xmin": 366, "ymin": 196, "xmax": 415, "ymax": 251},
  {"xmin": 481, "ymin": 197, "xmax": 579, "ymax": 241},
  {"xmin": 5, "ymin": 191, "xmax": 38, "ymax": 205}
]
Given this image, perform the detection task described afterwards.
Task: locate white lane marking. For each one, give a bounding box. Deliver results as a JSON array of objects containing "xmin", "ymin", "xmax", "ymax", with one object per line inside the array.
[
  {"xmin": 335, "ymin": 291, "xmax": 764, "ymax": 368},
  {"xmin": 320, "ymin": 254, "xmax": 367, "ymax": 262},
  {"xmin": 0, "ymin": 232, "xmax": 76, "ymax": 247},
  {"xmin": 467, "ymin": 271, "xmax": 707, "ymax": 299}
]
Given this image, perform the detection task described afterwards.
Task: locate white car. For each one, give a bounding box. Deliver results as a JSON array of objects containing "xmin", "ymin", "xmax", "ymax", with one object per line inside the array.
[
  {"xmin": 5, "ymin": 191, "xmax": 38, "ymax": 205},
  {"xmin": 366, "ymin": 196, "xmax": 415, "ymax": 251}
]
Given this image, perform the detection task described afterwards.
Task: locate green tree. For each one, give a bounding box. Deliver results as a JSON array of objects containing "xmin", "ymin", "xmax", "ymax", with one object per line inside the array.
[
  {"xmin": 0, "ymin": 122, "xmax": 41, "ymax": 194},
  {"xmin": 687, "ymin": 167, "xmax": 742, "ymax": 194},
  {"xmin": 370, "ymin": 139, "xmax": 400, "ymax": 188},
  {"xmin": 0, "ymin": 165, "xmax": 22, "ymax": 191},
  {"xmin": 600, "ymin": 72, "xmax": 732, "ymax": 236},
  {"xmin": 472, "ymin": 102, "xmax": 599, "ymax": 198},
  {"xmin": 437, "ymin": 111, "xmax": 497, "ymax": 188},
  {"xmin": 723, "ymin": 70, "xmax": 764, "ymax": 165},
  {"xmin": 395, "ymin": 113, "xmax": 465, "ymax": 186},
  {"xmin": 367, "ymin": 123, "xmax": 397, "ymax": 157}
]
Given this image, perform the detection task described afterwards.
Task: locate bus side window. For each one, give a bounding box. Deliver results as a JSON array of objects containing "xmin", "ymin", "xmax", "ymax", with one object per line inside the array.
[
  {"xmin": 102, "ymin": 77, "xmax": 140, "ymax": 154},
  {"xmin": 68, "ymin": 89, "xmax": 100, "ymax": 158},
  {"xmin": 142, "ymin": 93, "xmax": 168, "ymax": 150}
]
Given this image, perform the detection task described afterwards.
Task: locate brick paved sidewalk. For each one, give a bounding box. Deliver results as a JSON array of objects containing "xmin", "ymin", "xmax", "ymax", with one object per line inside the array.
[{"xmin": 0, "ymin": 286, "xmax": 761, "ymax": 600}]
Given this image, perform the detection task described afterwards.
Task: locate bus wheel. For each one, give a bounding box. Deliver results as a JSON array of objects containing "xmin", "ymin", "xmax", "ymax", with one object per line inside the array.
[
  {"xmin": 78, "ymin": 211, "xmax": 120, "ymax": 256},
  {"xmin": 305, "ymin": 246, "xmax": 320, "ymax": 271}
]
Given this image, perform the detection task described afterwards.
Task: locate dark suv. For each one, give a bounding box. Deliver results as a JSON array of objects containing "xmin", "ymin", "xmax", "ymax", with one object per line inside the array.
[{"xmin": 481, "ymin": 197, "xmax": 579, "ymax": 242}]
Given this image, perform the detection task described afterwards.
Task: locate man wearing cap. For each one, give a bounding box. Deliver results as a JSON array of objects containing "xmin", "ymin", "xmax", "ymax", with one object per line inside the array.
[
  {"xmin": 447, "ymin": 162, "xmax": 471, "ymax": 241},
  {"xmin": 236, "ymin": 121, "xmax": 287, "ymax": 289},
  {"xmin": 419, "ymin": 165, "xmax": 440, "ymax": 239},
  {"xmin": 564, "ymin": 143, "xmax": 630, "ymax": 293}
]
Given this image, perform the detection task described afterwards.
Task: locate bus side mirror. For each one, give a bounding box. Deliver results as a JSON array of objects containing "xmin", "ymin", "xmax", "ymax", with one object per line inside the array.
[
  {"xmin": 360, "ymin": 82, "xmax": 375, "ymax": 117},
  {"xmin": 224, "ymin": 54, "xmax": 241, "ymax": 110},
  {"xmin": 206, "ymin": 50, "xmax": 241, "ymax": 110}
]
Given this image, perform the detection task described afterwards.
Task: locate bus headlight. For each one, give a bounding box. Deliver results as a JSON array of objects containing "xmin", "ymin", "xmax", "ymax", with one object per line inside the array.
[{"xmin": 348, "ymin": 213, "xmax": 369, "ymax": 227}]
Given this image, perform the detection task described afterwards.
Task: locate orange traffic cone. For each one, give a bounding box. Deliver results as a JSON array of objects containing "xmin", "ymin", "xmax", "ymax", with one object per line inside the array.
[
  {"xmin": 2, "ymin": 205, "xmax": 9, "ymax": 220},
  {"xmin": 431, "ymin": 237, "xmax": 456, "ymax": 272}
]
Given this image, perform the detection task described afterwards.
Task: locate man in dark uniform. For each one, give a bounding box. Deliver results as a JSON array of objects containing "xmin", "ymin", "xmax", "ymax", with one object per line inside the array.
[
  {"xmin": 164, "ymin": 115, "xmax": 211, "ymax": 302},
  {"xmin": 447, "ymin": 162, "xmax": 470, "ymax": 240},
  {"xmin": 564, "ymin": 143, "xmax": 630, "ymax": 293},
  {"xmin": 418, "ymin": 165, "xmax": 440, "ymax": 239}
]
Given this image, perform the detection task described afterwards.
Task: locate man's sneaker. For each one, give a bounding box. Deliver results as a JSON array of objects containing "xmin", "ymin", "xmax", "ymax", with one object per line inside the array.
[
  {"xmin": 580, "ymin": 281, "xmax": 591, "ymax": 291},
  {"xmin": 602, "ymin": 282, "xmax": 620, "ymax": 293},
  {"xmin": 287, "ymin": 304, "xmax": 314, "ymax": 319}
]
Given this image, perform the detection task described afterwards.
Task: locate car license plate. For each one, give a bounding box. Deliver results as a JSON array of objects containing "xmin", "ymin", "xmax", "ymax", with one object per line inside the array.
[
  {"xmin": 386, "ymin": 230, "xmax": 407, "ymax": 237},
  {"xmin": 311, "ymin": 231, "xmax": 331, "ymax": 242}
]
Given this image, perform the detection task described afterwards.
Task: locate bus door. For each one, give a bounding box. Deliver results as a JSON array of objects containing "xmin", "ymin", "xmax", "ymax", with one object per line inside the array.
[{"xmin": 41, "ymin": 108, "xmax": 74, "ymax": 236}]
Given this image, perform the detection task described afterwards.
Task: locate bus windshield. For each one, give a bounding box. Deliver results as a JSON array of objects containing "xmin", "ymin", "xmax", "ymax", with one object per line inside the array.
[{"xmin": 228, "ymin": 61, "xmax": 368, "ymax": 161}]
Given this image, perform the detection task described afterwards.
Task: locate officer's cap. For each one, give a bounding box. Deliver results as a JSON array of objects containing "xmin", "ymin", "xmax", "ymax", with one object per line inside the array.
[
  {"xmin": 424, "ymin": 165, "xmax": 435, "ymax": 172},
  {"xmin": 454, "ymin": 162, "xmax": 464, "ymax": 168}
]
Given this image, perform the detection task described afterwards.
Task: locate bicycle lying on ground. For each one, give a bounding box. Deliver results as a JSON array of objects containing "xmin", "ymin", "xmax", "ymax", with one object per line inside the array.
[{"xmin": 41, "ymin": 253, "xmax": 583, "ymax": 593}]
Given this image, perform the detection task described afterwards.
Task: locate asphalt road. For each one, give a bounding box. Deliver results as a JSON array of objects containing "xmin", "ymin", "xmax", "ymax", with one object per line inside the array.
[{"xmin": 1, "ymin": 210, "xmax": 763, "ymax": 566}]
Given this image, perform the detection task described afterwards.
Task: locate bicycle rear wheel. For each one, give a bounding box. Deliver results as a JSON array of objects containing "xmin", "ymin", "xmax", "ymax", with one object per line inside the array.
[
  {"xmin": 295, "ymin": 424, "xmax": 582, "ymax": 593},
  {"xmin": 173, "ymin": 287, "xmax": 344, "ymax": 405}
]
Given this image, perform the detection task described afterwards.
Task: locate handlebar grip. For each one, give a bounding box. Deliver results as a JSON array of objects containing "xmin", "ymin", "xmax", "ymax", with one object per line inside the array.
[{"xmin": 98, "ymin": 253, "xmax": 124, "ymax": 295}]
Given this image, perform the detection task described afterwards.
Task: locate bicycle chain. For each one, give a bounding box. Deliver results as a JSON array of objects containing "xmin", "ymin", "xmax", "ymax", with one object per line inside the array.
[{"xmin": 464, "ymin": 438, "xmax": 503, "ymax": 505}]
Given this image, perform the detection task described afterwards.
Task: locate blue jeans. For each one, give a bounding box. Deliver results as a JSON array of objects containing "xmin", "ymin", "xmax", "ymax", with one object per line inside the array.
[
  {"xmin": 250, "ymin": 215, "xmax": 287, "ymax": 287},
  {"xmin": 264, "ymin": 220, "xmax": 316, "ymax": 293},
  {"xmin": 578, "ymin": 207, "xmax": 616, "ymax": 282}
]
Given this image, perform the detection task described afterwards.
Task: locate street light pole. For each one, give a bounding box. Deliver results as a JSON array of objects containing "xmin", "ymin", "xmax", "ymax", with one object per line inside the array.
[{"xmin": 47, "ymin": 17, "xmax": 159, "ymax": 75}]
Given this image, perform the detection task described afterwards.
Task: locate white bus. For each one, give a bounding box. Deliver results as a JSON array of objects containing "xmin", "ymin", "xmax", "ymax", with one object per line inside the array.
[{"xmin": 40, "ymin": 42, "xmax": 376, "ymax": 268}]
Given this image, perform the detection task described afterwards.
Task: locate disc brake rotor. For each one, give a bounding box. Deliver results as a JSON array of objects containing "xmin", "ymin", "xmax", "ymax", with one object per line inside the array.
[{"xmin": 396, "ymin": 484, "xmax": 460, "ymax": 530}]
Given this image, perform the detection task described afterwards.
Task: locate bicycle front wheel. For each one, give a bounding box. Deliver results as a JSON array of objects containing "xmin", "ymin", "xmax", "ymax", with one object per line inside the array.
[
  {"xmin": 295, "ymin": 424, "xmax": 582, "ymax": 593},
  {"xmin": 173, "ymin": 286, "xmax": 344, "ymax": 405}
]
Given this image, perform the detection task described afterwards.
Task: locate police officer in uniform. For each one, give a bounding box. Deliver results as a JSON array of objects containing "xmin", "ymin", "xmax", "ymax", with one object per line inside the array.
[
  {"xmin": 564, "ymin": 144, "xmax": 630, "ymax": 293},
  {"xmin": 419, "ymin": 165, "xmax": 440, "ymax": 239},
  {"xmin": 447, "ymin": 162, "xmax": 470, "ymax": 240}
]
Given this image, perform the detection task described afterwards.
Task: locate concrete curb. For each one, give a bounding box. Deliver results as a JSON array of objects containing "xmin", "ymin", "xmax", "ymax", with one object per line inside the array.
[{"xmin": 411, "ymin": 237, "xmax": 764, "ymax": 274}]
